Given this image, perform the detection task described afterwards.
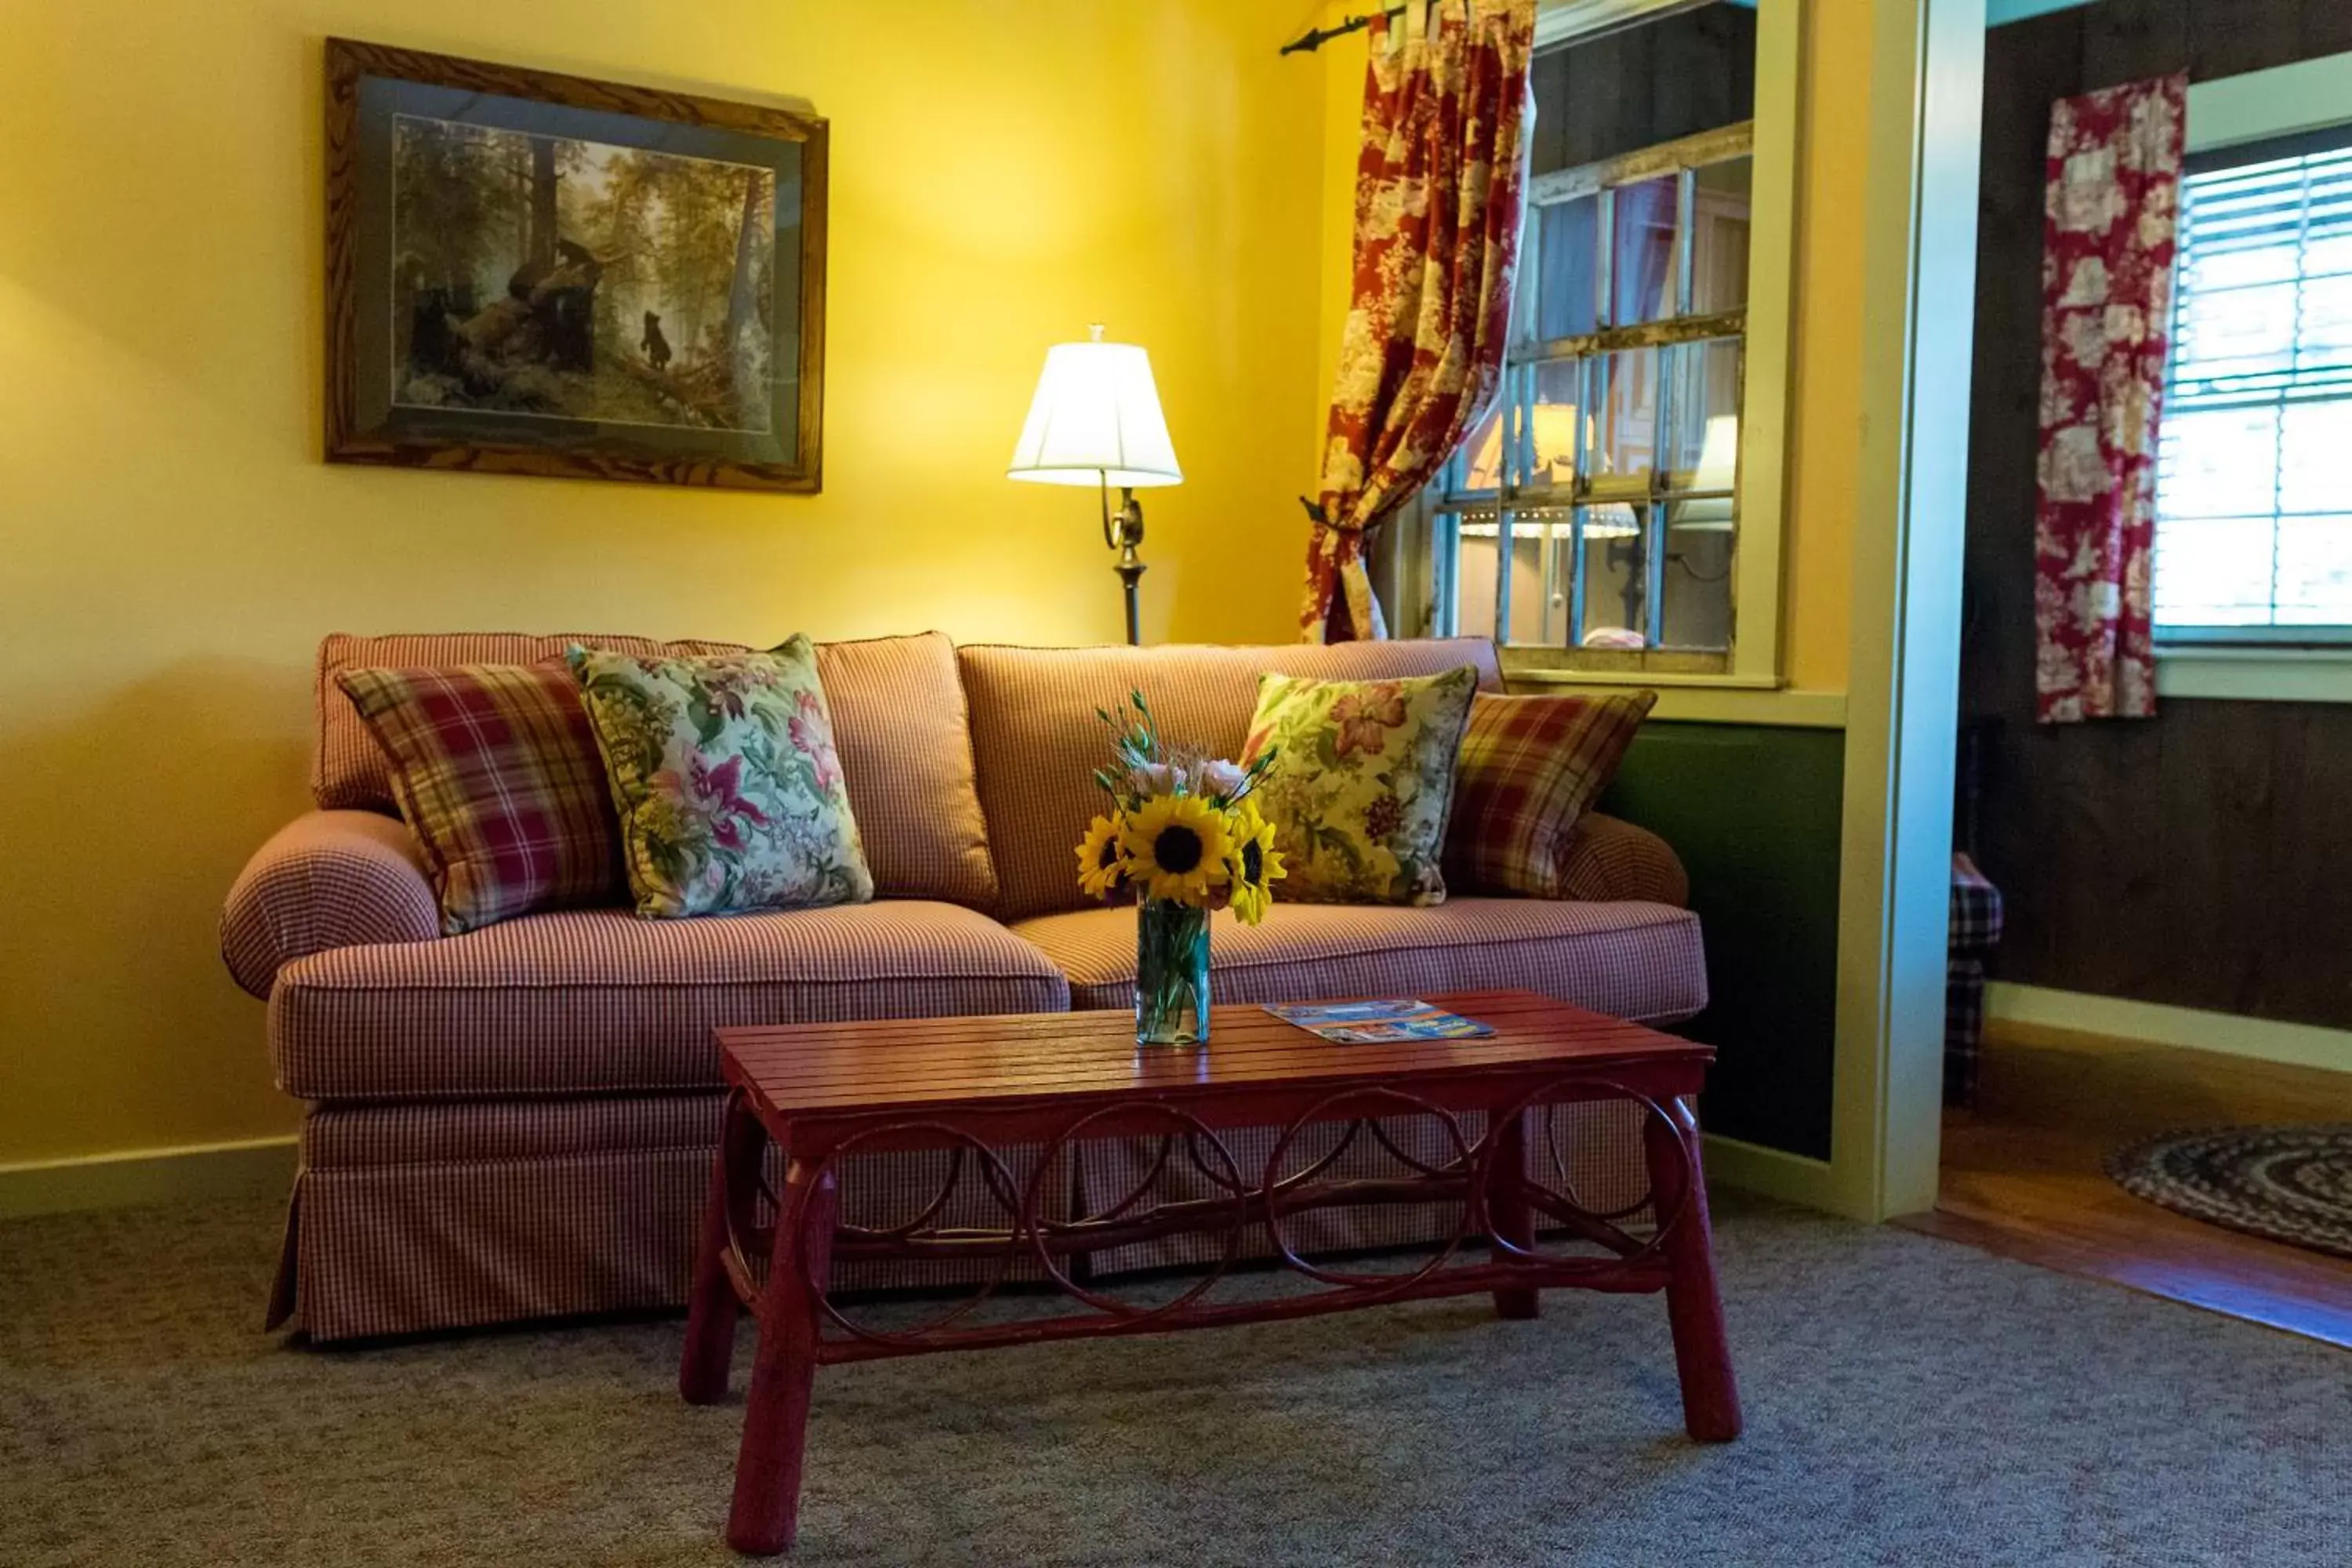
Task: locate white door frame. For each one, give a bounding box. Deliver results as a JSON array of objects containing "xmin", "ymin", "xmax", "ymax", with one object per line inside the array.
[{"xmin": 1830, "ymin": 0, "xmax": 1986, "ymax": 1219}]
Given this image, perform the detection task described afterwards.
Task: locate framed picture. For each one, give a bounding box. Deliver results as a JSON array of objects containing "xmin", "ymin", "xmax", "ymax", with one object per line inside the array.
[{"xmin": 325, "ymin": 38, "xmax": 826, "ymax": 492}]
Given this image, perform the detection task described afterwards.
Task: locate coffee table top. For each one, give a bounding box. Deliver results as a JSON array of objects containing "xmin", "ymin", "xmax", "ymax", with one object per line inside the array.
[{"xmin": 717, "ymin": 988, "xmax": 1709, "ymax": 1123}]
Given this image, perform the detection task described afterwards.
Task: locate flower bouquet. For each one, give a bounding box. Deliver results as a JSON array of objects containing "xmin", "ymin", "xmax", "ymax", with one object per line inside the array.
[{"xmin": 1073, "ymin": 691, "xmax": 1285, "ymax": 1046}]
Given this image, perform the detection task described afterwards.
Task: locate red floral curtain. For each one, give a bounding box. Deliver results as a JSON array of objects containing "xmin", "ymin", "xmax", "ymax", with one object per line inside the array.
[
  {"xmin": 1302, "ymin": 0, "xmax": 1537, "ymax": 643},
  {"xmin": 2034, "ymin": 74, "xmax": 2185, "ymax": 723}
]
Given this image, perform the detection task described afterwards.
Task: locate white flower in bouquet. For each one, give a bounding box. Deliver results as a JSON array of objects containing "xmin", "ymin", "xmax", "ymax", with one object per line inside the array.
[{"xmin": 1199, "ymin": 759, "xmax": 1247, "ymax": 800}]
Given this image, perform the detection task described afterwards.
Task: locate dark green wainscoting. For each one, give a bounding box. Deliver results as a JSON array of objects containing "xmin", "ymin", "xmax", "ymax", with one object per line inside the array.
[{"xmin": 1600, "ymin": 722, "xmax": 1846, "ymax": 1160}]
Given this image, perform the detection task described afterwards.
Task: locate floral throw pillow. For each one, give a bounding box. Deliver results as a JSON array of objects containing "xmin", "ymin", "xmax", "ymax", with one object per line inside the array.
[
  {"xmin": 568, "ymin": 638, "xmax": 873, "ymax": 918},
  {"xmin": 1240, "ymin": 666, "xmax": 1479, "ymax": 906}
]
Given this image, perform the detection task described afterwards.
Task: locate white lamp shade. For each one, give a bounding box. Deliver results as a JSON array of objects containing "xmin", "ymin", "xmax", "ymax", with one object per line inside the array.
[
  {"xmin": 1006, "ymin": 336, "xmax": 1183, "ymax": 488},
  {"xmin": 1692, "ymin": 414, "xmax": 1739, "ymax": 492},
  {"xmin": 1672, "ymin": 415, "xmax": 1740, "ymax": 531}
]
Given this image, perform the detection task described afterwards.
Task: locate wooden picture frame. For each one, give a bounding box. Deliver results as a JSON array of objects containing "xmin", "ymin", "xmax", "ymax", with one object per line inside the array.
[{"xmin": 325, "ymin": 38, "xmax": 827, "ymax": 492}]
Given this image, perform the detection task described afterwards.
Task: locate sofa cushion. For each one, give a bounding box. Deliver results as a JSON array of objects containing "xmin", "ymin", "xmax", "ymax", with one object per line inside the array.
[
  {"xmin": 815, "ymin": 633, "xmax": 997, "ymax": 909},
  {"xmin": 271, "ymin": 901, "xmax": 1070, "ymax": 1100},
  {"xmin": 1012, "ymin": 896, "xmax": 1706, "ymax": 1024},
  {"xmin": 313, "ymin": 630, "xmax": 998, "ymax": 909},
  {"xmin": 962, "ymin": 638, "xmax": 1504, "ymax": 920}
]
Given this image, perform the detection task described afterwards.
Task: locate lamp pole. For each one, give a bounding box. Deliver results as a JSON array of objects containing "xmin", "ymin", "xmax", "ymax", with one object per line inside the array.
[{"xmin": 1102, "ymin": 478, "xmax": 1146, "ymax": 645}]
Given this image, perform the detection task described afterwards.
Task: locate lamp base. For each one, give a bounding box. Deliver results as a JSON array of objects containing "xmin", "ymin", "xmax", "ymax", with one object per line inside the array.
[{"xmin": 1115, "ymin": 557, "xmax": 1146, "ymax": 646}]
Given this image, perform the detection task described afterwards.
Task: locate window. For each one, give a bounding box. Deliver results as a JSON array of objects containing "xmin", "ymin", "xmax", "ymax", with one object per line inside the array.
[
  {"xmin": 1384, "ymin": 0, "xmax": 1797, "ymax": 691},
  {"xmin": 1430, "ymin": 129, "xmax": 1752, "ymax": 673},
  {"xmin": 2157, "ymin": 124, "xmax": 2352, "ymax": 642}
]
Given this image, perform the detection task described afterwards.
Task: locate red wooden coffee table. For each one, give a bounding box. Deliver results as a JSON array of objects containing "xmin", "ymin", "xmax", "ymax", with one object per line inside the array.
[{"xmin": 681, "ymin": 988, "xmax": 1740, "ymax": 1555}]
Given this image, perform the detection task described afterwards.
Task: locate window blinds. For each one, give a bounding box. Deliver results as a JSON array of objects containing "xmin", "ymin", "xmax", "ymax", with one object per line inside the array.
[{"xmin": 2157, "ymin": 141, "xmax": 2352, "ymax": 631}]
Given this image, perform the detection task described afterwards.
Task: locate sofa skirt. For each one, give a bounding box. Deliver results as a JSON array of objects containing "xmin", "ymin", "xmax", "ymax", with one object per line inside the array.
[{"xmin": 278, "ymin": 1091, "xmax": 1655, "ymax": 1343}]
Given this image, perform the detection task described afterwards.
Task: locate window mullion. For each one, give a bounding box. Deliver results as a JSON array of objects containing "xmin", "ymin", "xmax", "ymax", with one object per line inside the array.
[
  {"xmin": 2278, "ymin": 159, "xmax": 2313, "ymax": 626},
  {"xmin": 1675, "ymin": 166, "xmax": 1697, "ymax": 318},
  {"xmin": 1649, "ymin": 340, "xmax": 1675, "ymax": 644},
  {"xmin": 1595, "ymin": 186, "xmax": 1616, "ymax": 331}
]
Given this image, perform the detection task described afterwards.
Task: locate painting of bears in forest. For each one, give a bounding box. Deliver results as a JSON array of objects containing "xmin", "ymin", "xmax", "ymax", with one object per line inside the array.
[
  {"xmin": 392, "ymin": 119, "xmax": 775, "ymax": 434},
  {"xmin": 327, "ymin": 38, "xmax": 827, "ymax": 492}
]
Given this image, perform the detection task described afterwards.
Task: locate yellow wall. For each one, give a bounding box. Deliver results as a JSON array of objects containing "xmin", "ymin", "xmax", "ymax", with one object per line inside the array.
[
  {"xmin": 0, "ymin": 1, "xmax": 1330, "ymax": 1166},
  {"xmin": 1781, "ymin": 0, "xmax": 1866, "ymax": 695},
  {"xmin": 0, "ymin": 0, "xmax": 1882, "ymax": 1173}
]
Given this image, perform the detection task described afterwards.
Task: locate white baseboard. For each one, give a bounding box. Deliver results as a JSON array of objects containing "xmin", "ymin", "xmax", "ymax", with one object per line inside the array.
[
  {"xmin": 1987, "ymin": 982, "xmax": 2352, "ymax": 1075},
  {"xmin": 0, "ymin": 1136, "xmax": 297, "ymax": 1220},
  {"xmin": 1700, "ymin": 1132, "xmax": 1846, "ymax": 1215}
]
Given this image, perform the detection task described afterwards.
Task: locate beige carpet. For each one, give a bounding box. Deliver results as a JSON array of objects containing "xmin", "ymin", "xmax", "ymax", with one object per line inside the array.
[{"xmin": 2, "ymin": 1193, "xmax": 2347, "ymax": 1566}]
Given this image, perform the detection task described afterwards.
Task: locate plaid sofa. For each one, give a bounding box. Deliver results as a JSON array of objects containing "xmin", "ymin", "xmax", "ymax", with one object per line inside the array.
[{"xmin": 222, "ymin": 632, "xmax": 1708, "ymax": 1341}]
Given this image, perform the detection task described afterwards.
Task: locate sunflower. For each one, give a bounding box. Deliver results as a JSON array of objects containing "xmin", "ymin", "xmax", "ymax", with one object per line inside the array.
[
  {"xmin": 1221, "ymin": 798, "xmax": 1286, "ymax": 926},
  {"xmin": 1120, "ymin": 793, "xmax": 1233, "ymax": 906},
  {"xmin": 1074, "ymin": 814, "xmax": 1127, "ymax": 900}
]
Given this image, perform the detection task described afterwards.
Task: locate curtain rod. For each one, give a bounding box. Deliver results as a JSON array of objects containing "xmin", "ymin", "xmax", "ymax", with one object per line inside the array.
[
  {"xmin": 1279, "ymin": 8, "xmax": 1405, "ymax": 56},
  {"xmin": 1286, "ymin": 1, "xmax": 1724, "ymax": 58}
]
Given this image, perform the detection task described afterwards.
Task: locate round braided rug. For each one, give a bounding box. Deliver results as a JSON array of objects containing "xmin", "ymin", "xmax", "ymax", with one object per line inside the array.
[{"xmin": 2107, "ymin": 1125, "xmax": 2352, "ymax": 1260}]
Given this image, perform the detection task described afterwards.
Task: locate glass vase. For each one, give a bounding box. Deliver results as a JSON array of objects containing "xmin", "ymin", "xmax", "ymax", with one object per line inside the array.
[{"xmin": 1134, "ymin": 898, "xmax": 1212, "ymax": 1047}]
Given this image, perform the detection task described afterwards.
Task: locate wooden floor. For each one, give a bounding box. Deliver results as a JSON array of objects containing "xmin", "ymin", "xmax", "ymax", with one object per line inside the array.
[{"xmin": 1898, "ymin": 1019, "xmax": 2352, "ymax": 1349}]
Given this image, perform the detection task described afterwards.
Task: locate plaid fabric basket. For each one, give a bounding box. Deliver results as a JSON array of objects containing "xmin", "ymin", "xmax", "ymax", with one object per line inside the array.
[{"xmin": 1946, "ymin": 853, "xmax": 2005, "ymax": 1107}]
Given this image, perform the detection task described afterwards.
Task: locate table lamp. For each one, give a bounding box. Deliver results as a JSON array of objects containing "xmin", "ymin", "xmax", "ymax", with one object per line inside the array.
[{"xmin": 1007, "ymin": 325, "xmax": 1183, "ymax": 644}]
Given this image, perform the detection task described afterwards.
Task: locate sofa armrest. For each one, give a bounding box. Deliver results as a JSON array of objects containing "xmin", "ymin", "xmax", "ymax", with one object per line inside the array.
[
  {"xmin": 1554, "ymin": 812, "xmax": 1690, "ymax": 908},
  {"xmin": 220, "ymin": 811, "xmax": 441, "ymax": 996}
]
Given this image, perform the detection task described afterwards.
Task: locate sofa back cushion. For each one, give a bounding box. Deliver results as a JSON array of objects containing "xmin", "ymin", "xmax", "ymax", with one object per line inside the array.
[
  {"xmin": 314, "ymin": 630, "xmax": 997, "ymax": 909},
  {"xmin": 960, "ymin": 639, "xmax": 1502, "ymax": 920},
  {"xmin": 811, "ymin": 633, "xmax": 997, "ymax": 909}
]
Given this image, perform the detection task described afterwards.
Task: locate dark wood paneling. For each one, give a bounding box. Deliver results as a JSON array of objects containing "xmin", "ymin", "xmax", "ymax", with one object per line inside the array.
[
  {"xmin": 1530, "ymin": 6, "xmax": 1756, "ymax": 176},
  {"xmin": 1963, "ymin": 0, "xmax": 2352, "ymax": 1032}
]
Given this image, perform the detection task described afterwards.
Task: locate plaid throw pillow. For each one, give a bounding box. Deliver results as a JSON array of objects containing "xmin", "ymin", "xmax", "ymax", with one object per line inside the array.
[
  {"xmin": 336, "ymin": 663, "xmax": 622, "ymax": 935},
  {"xmin": 1442, "ymin": 691, "xmax": 1657, "ymax": 898}
]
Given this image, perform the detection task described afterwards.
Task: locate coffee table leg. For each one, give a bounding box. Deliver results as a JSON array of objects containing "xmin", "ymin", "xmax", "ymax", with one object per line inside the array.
[
  {"xmin": 728, "ymin": 1158, "xmax": 838, "ymax": 1555},
  {"xmin": 1643, "ymin": 1097, "xmax": 1742, "ymax": 1442},
  {"xmin": 681, "ymin": 1092, "xmax": 763, "ymax": 1406},
  {"xmin": 1486, "ymin": 1109, "xmax": 1541, "ymax": 1320}
]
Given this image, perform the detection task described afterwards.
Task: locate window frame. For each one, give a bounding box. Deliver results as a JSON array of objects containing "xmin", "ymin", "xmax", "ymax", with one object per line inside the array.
[
  {"xmin": 1434, "ymin": 122, "xmax": 1755, "ymax": 675},
  {"xmin": 2152, "ymin": 48, "xmax": 2352, "ymax": 703},
  {"xmin": 1401, "ymin": 0, "xmax": 1798, "ymax": 692}
]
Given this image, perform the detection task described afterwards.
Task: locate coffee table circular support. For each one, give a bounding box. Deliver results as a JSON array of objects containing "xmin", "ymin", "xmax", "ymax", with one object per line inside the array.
[
  {"xmin": 1025, "ymin": 1103, "xmax": 1249, "ymax": 1321},
  {"xmin": 1483, "ymin": 1079, "xmax": 1696, "ymax": 1269},
  {"xmin": 1261, "ymin": 1086, "xmax": 1477, "ymax": 1293},
  {"xmin": 801, "ymin": 1122, "xmax": 1028, "ymax": 1351}
]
